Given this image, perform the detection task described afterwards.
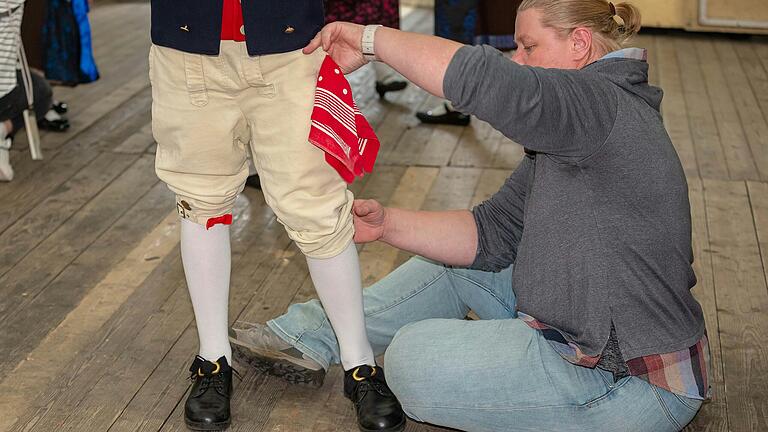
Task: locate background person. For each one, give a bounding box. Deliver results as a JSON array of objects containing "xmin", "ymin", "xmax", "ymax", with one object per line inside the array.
[
  {"xmin": 1, "ymin": 0, "xmax": 70, "ymax": 182},
  {"xmin": 418, "ymin": 0, "xmax": 521, "ymax": 126},
  {"xmin": 325, "ymin": 0, "xmax": 409, "ymax": 98}
]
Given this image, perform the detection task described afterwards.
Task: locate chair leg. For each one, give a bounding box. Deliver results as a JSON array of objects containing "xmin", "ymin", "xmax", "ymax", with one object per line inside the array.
[{"xmin": 23, "ymin": 109, "xmax": 43, "ymax": 160}]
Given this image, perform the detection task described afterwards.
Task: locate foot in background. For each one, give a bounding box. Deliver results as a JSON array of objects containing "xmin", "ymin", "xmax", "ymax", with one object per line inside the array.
[
  {"xmin": 416, "ymin": 102, "xmax": 471, "ymax": 126},
  {"xmin": 372, "ymin": 62, "xmax": 408, "ymax": 99},
  {"xmin": 38, "ymin": 108, "xmax": 70, "ymax": 132},
  {"xmin": 375, "ymin": 80, "xmax": 408, "ymax": 98},
  {"xmin": 52, "ymin": 100, "xmax": 68, "ymax": 114}
]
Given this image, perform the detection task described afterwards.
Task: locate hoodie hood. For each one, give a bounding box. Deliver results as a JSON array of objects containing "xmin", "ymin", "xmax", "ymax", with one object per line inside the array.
[{"xmin": 585, "ymin": 48, "xmax": 663, "ymax": 112}]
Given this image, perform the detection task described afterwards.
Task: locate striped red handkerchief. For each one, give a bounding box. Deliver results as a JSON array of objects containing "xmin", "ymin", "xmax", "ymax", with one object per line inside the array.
[{"xmin": 309, "ymin": 56, "xmax": 380, "ymax": 183}]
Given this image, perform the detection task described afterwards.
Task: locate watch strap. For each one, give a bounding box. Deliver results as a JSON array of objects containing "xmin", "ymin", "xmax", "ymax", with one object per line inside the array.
[{"xmin": 361, "ymin": 24, "xmax": 382, "ymax": 62}]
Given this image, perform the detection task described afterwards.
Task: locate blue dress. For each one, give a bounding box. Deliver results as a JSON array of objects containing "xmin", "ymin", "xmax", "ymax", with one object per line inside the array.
[
  {"xmin": 434, "ymin": 0, "xmax": 478, "ymax": 45},
  {"xmin": 72, "ymin": 0, "xmax": 98, "ymax": 83},
  {"xmin": 43, "ymin": 0, "xmax": 99, "ymax": 85}
]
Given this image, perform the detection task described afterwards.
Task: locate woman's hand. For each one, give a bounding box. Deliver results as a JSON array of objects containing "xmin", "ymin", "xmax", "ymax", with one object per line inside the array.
[
  {"xmin": 303, "ymin": 22, "xmax": 367, "ymax": 74},
  {"xmin": 352, "ymin": 199, "xmax": 388, "ymax": 244}
]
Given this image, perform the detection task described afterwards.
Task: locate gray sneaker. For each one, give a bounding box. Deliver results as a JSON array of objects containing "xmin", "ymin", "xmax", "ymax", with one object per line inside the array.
[{"xmin": 229, "ymin": 321, "xmax": 325, "ymax": 388}]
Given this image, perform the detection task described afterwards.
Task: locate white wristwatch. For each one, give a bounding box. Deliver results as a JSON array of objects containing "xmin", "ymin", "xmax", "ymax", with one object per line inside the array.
[{"xmin": 361, "ymin": 25, "xmax": 382, "ymax": 62}]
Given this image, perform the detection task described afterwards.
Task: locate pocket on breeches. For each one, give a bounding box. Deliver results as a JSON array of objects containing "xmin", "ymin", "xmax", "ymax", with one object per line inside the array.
[{"xmin": 183, "ymin": 52, "xmax": 209, "ymax": 107}]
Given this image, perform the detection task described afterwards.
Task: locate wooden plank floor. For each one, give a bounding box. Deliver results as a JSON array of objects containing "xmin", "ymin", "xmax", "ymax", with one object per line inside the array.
[{"xmin": 0, "ymin": 2, "xmax": 767, "ymax": 431}]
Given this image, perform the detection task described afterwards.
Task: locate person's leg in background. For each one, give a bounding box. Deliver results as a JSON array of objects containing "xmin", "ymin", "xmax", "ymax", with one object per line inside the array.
[
  {"xmin": 0, "ymin": 118, "xmax": 14, "ymax": 181},
  {"xmin": 415, "ymin": 100, "xmax": 471, "ymax": 126},
  {"xmin": 28, "ymin": 70, "xmax": 70, "ymax": 132},
  {"xmin": 0, "ymin": 74, "xmax": 28, "ymax": 181},
  {"xmin": 372, "ymin": 61, "xmax": 407, "ymax": 98},
  {"xmin": 235, "ymin": 45, "xmax": 404, "ymax": 432},
  {"xmin": 150, "ymin": 42, "xmax": 254, "ymax": 431},
  {"xmin": 322, "ymin": 0, "xmax": 407, "ymax": 99},
  {"xmin": 384, "ymin": 317, "xmax": 702, "ymax": 432},
  {"xmin": 0, "ymin": 68, "xmax": 53, "ymax": 181},
  {"xmin": 417, "ymin": 0, "xmax": 519, "ymax": 127}
]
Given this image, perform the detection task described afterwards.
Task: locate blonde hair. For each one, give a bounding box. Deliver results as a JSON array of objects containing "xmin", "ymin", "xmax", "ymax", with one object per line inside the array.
[{"xmin": 518, "ymin": 0, "xmax": 642, "ymax": 53}]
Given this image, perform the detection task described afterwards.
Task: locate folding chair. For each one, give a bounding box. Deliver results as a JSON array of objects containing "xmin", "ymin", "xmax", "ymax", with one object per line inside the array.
[{"xmin": 18, "ymin": 39, "xmax": 42, "ymax": 160}]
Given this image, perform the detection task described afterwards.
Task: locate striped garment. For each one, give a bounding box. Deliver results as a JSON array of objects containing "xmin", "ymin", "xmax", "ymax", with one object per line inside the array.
[
  {"xmin": 519, "ymin": 312, "xmax": 711, "ymax": 400},
  {"xmin": 308, "ymin": 55, "xmax": 380, "ymax": 183},
  {"xmin": 0, "ymin": 0, "xmax": 24, "ymax": 98}
]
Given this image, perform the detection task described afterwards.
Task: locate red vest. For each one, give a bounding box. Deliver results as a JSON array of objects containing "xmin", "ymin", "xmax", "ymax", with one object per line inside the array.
[{"xmin": 221, "ymin": 0, "xmax": 245, "ymax": 41}]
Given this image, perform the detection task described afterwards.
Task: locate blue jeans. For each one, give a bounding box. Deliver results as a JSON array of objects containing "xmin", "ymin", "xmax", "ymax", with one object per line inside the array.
[{"xmin": 269, "ymin": 257, "xmax": 702, "ymax": 431}]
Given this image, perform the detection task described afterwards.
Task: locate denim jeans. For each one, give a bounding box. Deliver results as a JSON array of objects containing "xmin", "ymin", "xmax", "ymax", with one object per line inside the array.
[{"xmin": 269, "ymin": 257, "xmax": 702, "ymax": 431}]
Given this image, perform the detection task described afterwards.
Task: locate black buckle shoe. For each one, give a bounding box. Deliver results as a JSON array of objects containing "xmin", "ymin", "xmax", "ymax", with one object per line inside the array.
[
  {"xmin": 52, "ymin": 101, "xmax": 68, "ymax": 114},
  {"xmin": 344, "ymin": 365, "xmax": 406, "ymax": 432},
  {"xmin": 38, "ymin": 118, "xmax": 70, "ymax": 132},
  {"xmin": 375, "ymin": 80, "xmax": 408, "ymax": 98},
  {"xmin": 184, "ymin": 356, "xmax": 235, "ymax": 431},
  {"xmin": 416, "ymin": 103, "xmax": 471, "ymax": 126}
]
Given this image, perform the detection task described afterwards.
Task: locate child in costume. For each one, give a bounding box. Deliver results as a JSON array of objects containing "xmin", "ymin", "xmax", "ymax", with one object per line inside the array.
[{"xmin": 148, "ymin": 1, "xmax": 405, "ymax": 430}]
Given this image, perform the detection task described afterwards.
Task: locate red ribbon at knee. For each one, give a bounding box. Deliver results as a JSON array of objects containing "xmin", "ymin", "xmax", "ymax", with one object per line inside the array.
[{"xmin": 206, "ymin": 214, "xmax": 233, "ymax": 230}]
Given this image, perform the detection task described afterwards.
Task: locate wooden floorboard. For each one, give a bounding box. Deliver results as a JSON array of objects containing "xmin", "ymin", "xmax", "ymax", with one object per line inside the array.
[
  {"xmin": 0, "ymin": 151, "xmax": 138, "ymax": 278},
  {"xmin": 359, "ymin": 166, "xmax": 438, "ymax": 286},
  {"xmin": 655, "ymin": 35, "xmax": 700, "ymax": 178},
  {"xmin": 1, "ymin": 87, "xmax": 152, "ymax": 233},
  {"xmin": 683, "ymin": 178, "xmax": 729, "ymax": 432},
  {"xmin": 0, "ymin": 156, "xmax": 160, "ymax": 379},
  {"xmin": 9, "ymin": 190, "xmax": 274, "ymax": 432},
  {"xmin": 695, "ymin": 39, "xmax": 760, "ymax": 181},
  {"xmin": 704, "ymin": 180, "xmax": 768, "ymax": 431},
  {"xmin": 713, "ymin": 40, "xmax": 768, "ymax": 181},
  {"xmin": 1, "ymin": 3, "xmax": 767, "ymax": 431},
  {"xmin": 748, "ymin": 181, "xmax": 768, "ymax": 291},
  {"xmin": 0, "ymin": 210, "xmax": 179, "ymax": 432},
  {"xmin": 675, "ymin": 38, "xmax": 730, "ymax": 180}
]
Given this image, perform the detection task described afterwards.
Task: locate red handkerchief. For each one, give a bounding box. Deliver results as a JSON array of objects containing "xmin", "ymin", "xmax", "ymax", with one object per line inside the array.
[{"xmin": 309, "ymin": 56, "xmax": 380, "ymax": 183}]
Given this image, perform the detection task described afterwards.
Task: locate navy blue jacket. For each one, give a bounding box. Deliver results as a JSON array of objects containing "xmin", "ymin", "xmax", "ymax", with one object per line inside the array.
[{"xmin": 150, "ymin": 1, "xmax": 324, "ymax": 56}]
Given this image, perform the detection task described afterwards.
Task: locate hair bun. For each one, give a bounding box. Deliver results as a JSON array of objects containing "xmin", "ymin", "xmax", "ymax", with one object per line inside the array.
[{"xmin": 614, "ymin": 2, "xmax": 641, "ymax": 40}]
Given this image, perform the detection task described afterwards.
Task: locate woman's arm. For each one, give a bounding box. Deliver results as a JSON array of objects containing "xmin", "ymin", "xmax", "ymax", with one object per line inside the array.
[
  {"xmin": 306, "ymin": 25, "xmax": 618, "ymax": 159},
  {"xmin": 373, "ymin": 27, "xmax": 462, "ymax": 98},
  {"xmin": 383, "ymin": 208, "xmax": 478, "ymax": 265},
  {"xmin": 353, "ymin": 159, "xmax": 531, "ymax": 270},
  {"xmin": 353, "ymin": 200, "xmax": 478, "ymax": 266},
  {"xmin": 303, "ymin": 23, "xmax": 462, "ymax": 98},
  {"xmin": 352, "ymin": 156, "xmax": 533, "ymax": 270}
]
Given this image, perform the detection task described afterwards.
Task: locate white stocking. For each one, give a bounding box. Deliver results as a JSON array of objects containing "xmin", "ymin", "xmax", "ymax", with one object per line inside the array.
[
  {"xmin": 181, "ymin": 218, "xmax": 232, "ymax": 363},
  {"xmin": 306, "ymin": 242, "xmax": 375, "ymax": 370}
]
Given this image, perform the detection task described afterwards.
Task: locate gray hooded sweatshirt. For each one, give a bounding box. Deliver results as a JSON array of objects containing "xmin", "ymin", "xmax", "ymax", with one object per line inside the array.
[{"xmin": 444, "ymin": 45, "xmax": 705, "ymax": 361}]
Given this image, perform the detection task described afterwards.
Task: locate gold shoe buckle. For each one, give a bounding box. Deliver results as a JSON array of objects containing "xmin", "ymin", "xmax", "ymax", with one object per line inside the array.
[
  {"xmin": 352, "ymin": 366, "xmax": 376, "ymax": 381},
  {"xmin": 198, "ymin": 360, "xmax": 221, "ymax": 377}
]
